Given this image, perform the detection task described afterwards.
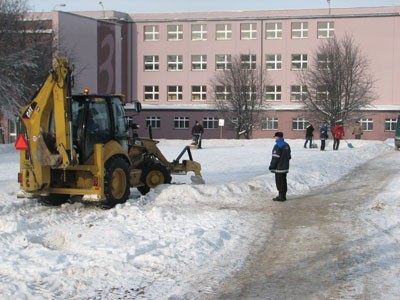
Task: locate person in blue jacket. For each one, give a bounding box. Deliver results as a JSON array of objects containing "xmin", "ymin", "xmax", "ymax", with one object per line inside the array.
[{"xmin": 269, "ymin": 131, "xmax": 291, "ymax": 201}]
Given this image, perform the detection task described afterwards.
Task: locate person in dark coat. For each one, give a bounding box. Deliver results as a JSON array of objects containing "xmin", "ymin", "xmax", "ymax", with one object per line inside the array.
[
  {"xmin": 304, "ymin": 123, "xmax": 314, "ymax": 148},
  {"xmin": 269, "ymin": 131, "xmax": 291, "ymax": 201},
  {"xmin": 319, "ymin": 123, "xmax": 329, "ymax": 151},
  {"xmin": 191, "ymin": 120, "xmax": 204, "ymax": 148}
]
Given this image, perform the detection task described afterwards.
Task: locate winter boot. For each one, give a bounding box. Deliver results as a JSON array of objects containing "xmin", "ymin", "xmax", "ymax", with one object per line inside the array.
[{"xmin": 272, "ymin": 193, "xmax": 286, "ymax": 202}]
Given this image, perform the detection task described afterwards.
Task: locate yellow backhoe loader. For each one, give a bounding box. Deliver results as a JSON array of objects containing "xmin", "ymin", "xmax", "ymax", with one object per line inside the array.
[{"xmin": 15, "ymin": 57, "xmax": 204, "ymax": 208}]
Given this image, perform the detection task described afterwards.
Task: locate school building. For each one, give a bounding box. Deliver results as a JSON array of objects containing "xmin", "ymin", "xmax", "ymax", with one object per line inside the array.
[{"xmin": 1, "ymin": 5, "xmax": 399, "ymax": 142}]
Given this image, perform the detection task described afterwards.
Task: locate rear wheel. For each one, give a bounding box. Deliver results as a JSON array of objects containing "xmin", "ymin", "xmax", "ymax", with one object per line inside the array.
[
  {"xmin": 102, "ymin": 157, "xmax": 130, "ymax": 208},
  {"xmin": 137, "ymin": 163, "xmax": 172, "ymax": 195},
  {"xmin": 39, "ymin": 194, "xmax": 69, "ymax": 206}
]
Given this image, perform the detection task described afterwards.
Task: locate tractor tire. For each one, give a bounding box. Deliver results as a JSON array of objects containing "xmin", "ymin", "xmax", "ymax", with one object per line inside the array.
[
  {"xmin": 102, "ymin": 156, "xmax": 130, "ymax": 208},
  {"xmin": 137, "ymin": 163, "xmax": 172, "ymax": 195},
  {"xmin": 39, "ymin": 194, "xmax": 70, "ymax": 206}
]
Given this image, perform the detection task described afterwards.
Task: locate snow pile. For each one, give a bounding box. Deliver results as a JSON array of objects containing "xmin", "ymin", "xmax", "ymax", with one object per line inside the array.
[{"xmin": 0, "ymin": 138, "xmax": 397, "ymax": 299}]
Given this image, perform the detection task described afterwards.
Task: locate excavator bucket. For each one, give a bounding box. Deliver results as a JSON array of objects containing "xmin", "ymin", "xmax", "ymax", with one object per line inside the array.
[{"xmin": 191, "ymin": 175, "xmax": 205, "ymax": 185}]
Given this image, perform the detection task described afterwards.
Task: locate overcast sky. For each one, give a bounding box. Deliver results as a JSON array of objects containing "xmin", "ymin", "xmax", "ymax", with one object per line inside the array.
[{"xmin": 28, "ymin": 0, "xmax": 400, "ymax": 13}]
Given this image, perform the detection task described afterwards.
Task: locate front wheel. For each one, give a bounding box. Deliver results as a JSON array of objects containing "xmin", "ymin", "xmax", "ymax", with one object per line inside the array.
[
  {"xmin": 137, "ymin": 163, "xmax": 172, "ymax": 195},
  {"xmin": 102, "ymin": 157, "xmax": 130, "ymax": 208}
]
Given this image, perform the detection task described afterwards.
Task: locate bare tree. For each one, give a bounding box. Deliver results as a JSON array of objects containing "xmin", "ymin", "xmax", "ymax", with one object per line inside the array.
[
  {"xmin": 298, "ymin": 35, "xmax": 376, "ymax": 127},
  {"xmin": 0, "ymin": 0, "xmax": 54, "ymax": 117},
  {"xmin": 210, "ymin": 55, "xmax": 269, "ymax": 139}
]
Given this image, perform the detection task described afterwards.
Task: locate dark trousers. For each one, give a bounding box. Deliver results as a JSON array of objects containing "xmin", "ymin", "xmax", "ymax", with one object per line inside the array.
[
  {"xmin": 275, "ymin": 172, "xmax": 287, "ymax": 197},
  {"xmin": 320, "ymin": 140, "xmax": 326, "ymax": 150},
  {"xmin": 304, "ymin": 137, "xmax": 312, "ymax": 148},
  {"xmin": 333, "ymin": 138, "xmax": 340, "ymax": 150}
]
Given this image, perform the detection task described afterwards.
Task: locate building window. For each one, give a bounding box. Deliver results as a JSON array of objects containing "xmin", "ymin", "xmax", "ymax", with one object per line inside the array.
[
  {"xmin": 318, "ymin": 21, "xmax": 335, "ymax": 38},
  {"xmin": 144, "ymin": 55, "xmax": 159, "ymax": 71},
  {"xmin": 146, "ymin": 116, "xmax": 161, "ymax": 128},
  {"xmin": 291, "ymin": 54, "xmax": 308, "ymax": 70},
  {"xmin": 191, "ymin": 55, "xmax": 207, "ymax": 71},
  {"xmin": 215, "ymin": 54, "xmax": 232, "ymax": 70},
  {"xmin": 265, "ymin": 85, "xmax": 282, "ymax": 101},
  {"xmin": 290, "ymin": 85, "xmax": 307, "ymax": 101},
  {"xmin": 316, "ymin": 86, "xmax": 329, "ymax": 101},
  {"xmin": 168, "ymin": 85, "xmax": 183, "ymax": 101},
  {"xmin": 292, "ymin": 117, "xmax": 308, "ymax": 130},
  {"xmin": 291, "ymin": 22, "xmax": 308, "ymax": 39},
  {"xmin": 192, "ymin": 85, "xmax": 207, "ymax": 101},
  {"xmin": 385, "ymin": 118, "xmax": 397, "ymax": 131},
  {"xmin": 265, "ymin": 22, "xmax": 282, "ymax": 39},
  {"xmin": 241, "ymin": 54, "xmax": 256, "ymax": 69},
  {"xmin": 174, "ymin": 117, "xmax": 189, "ymax": 129},
  {"xmin": 144, "ymin": 25, "xmax": 159, "ymax": 41},
  {"xmin": 245, "ymin": 86, "xmax": 257, "ymax": 101},
  {"xmin": 215, "ymin": 85, "xmax": 231, "ymax": 101},
  {"xmin": 144, "ymin": 85, "xmax": 159, "ymax": 101},
  {"xmin": 261, "ymin": 117, "xmax": 279, "ymax": 130},
  {"xmin": 167, "ymin": 24, "xmax": 183, "ymax": 41},
  {"xmin": 191, "ymin": 24, "xmax": 207, "ymax": 40},
  {"xmin": 360, "ymin": 118, "xmax": 373, "ymax": 131},
  {"xmin": 266, "ymin": 54, "xmax": 282, "ymax": 70},
  {"xmin": 203, "ymin": 117, "xmax": 218, "ymax": 129},
  {"xmin": 167, "ymin": 55, "xmax": 183, "ymax": 71},
  {"xmin": 216, "ymin": 23, "xmax": 232, "ymax": 40},
  {"xmin": 240, "ymin": 23, "xmax": 257, "ymax": 40},
  {"xmin": 317, "ymin": 54, "xmax": 332, "ymax": 70}
]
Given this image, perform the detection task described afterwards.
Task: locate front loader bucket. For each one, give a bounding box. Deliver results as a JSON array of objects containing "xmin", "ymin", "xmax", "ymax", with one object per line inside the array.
[{"xmin": 190, "ymin": 175, "xmax": 205, "ymax": 185}]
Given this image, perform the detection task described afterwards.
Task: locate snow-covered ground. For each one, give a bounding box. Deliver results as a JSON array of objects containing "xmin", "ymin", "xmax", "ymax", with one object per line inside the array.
[{"xmin": 0, "ymin": 138, "xmax": 398, "ymax": 299}]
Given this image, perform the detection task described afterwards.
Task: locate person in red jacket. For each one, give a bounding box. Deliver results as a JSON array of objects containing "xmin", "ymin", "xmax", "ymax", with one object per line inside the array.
[{"xmin": 333, "ymin": 122, "xmax": 345, "ymax": 150}]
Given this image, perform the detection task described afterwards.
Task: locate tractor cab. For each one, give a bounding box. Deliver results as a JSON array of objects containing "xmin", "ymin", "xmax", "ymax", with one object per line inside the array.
[{"xmin": 71, "ymin": 94, "xmax": 129, "ymax": 162}]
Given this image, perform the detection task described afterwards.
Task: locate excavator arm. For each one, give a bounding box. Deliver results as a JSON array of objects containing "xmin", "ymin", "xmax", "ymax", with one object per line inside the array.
[{"xmin": 18, "ymin": 57, "xmax": 77, "ymax": 193}]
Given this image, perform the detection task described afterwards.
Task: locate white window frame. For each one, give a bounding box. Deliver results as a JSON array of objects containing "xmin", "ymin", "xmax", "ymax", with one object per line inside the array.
[
  {"xmin": 144, "ymin": 25, "xmax": 159, "ymax": 41},
  {"xmin": 292, "ymin": 117, "xmax": 309, "ymax": 130},
  {"xmin": 385, "ymin": 118, "xmax": 397, "ymax": 131},
  {"xmin": 191, "ymin": 85, "xmax": 207, "ymax": 101},
  {"xmin": 262, "ymin": 117, "xmax": 279, "ymax": 130},
  {"xmin": 241, "ymin": 54, "xmax": 257, "ymax": 70},
  {"xmin": 265, "ymin": 85, "xmax": 282, "ymax": 101},
  {"xmin": 215, "ymin": 54, "xmax": 232, "ymax": 70},
  {"xmin": 215, "ymin": 85, "xmax": 231, "ymax": 101},
  {"xmin": 290, "ymin": 85, "xmax": 307, "ymax": 101},
  {"xmin": 191, "ymin": 24, "xmax": 207, "ymax": 41},
  {"xmin": 191, "ymin": 55, "xmax": 207, "ymax": 71},
  {"xmin": 317, "ymin": 54, "xmax": 333, "ymax": 70},
  {"xmin": 216, "ymin": 23, "xmax": 232, "ymax": 40},
  {"xmin": 146, "ymin": 116, "xmax": 161, "ymax": 128},
  {"xmin": 144, "ymin": 85, "xmax": 159, "ymax": 101},
  {"xmin": 167, "ymin": 55, "xmax": 183, "ymax": 71},
  {"xmin": 360, "ymin": 118, "xmax": 374, "ymax": 131},
  {"xmin": 265, "ymin": 22, "xmax": 282, "ymax": 39},
  {"xmin": 144, "ymin": 55, "xmax": 159, "ymax": 71},
  {"xmin": 291, "ymin": 54, "xmax": 308, "ymax": 70},
  {"xmin": 174, "ymin": 116, "xmax": 189, "ymax": 129},
  {"xmin": 167, "ymin": 85, "xmax": 183, "ymax": 101},
  {"xmin": 318, "ymin": 21, "xmax": 335, "ymax": 38},
  {"xmin": 203, "ymin": 117, "xmax": 218, "ymax": 129},
  {"xmin": 291, "ymin": 22, "xmax": 308, "ymax": 39},
  {"xmin": 266, "ymin": 54, "xmax": 282, "ymax": 70},
  {"xmin": 167, "ymin": 24, "xmax": 183, "ymax": 41},
  {"xmin": 240, "ymin": 23, "xmax": 257, "ymax": 40}
]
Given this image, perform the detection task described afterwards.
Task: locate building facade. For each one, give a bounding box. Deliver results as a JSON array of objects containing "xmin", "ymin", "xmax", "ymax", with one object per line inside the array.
[{"xmin": 2, "ymin": 6, "xmax": 398, "ymax": 143}]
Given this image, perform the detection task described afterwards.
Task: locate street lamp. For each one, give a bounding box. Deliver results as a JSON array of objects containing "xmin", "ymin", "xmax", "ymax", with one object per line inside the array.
[
  {"xmin": 52, "ymin": 3, "xmax": 66, "ymax": 11},
  {"xmin": 99, "ymin": 1, "xmax": 105, "ymax": 17},
  {"xmin": 327, "ymin": 0, "xmax": 331, "ymax": 15}
]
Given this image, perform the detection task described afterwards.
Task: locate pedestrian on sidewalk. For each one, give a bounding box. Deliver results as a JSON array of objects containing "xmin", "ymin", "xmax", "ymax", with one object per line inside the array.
[
  {"xmin": 319, "ymin": 123, "xmax": 329, "ymax": 151},
  {"xmin": 304, "ymin": 123, "xmax": 314, "ymax": 148},
  {"xmin": 269, "ymin": 132, "xmax": 291, "ymax": 202}
]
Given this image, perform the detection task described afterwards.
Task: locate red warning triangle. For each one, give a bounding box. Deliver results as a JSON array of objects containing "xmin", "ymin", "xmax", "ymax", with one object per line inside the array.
[{"xmin": 15, "ymin": 134, "xmax": 28, "ymax": 150}]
